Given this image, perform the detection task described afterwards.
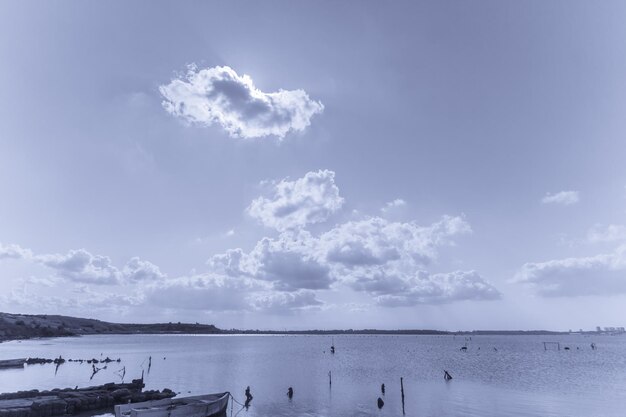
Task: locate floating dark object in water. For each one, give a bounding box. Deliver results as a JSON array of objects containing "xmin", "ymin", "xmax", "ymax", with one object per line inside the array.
[
  {"xmin": 564, "ymin": 346, "xmax": 570, "ymax": 350},
  {"xmin": 287, "ymin": 387, "xmax": 293, "ymax": 399},
  {"xmin": 381, "ymin": 383, "xmax": 385, "ymax": 395},
  {"xmin": 444, "ymin": 370, "xmax": 453, "ymax": 381},
  {"xmin": 591, "ymin": 343, "xmax": 597, "ymax": 350},
  {"xmin": 460, "ymin": 346, "xmax": 468, "ymax": 351},
  {"xmin": 377, "ymin": 397, "xmax": 384, "ymax": 409}
]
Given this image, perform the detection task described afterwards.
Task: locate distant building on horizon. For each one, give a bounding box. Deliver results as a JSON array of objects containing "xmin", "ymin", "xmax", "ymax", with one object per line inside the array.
[{"xmin": 595, "ymin": 326, "xmax": 625, "ymax": 334}]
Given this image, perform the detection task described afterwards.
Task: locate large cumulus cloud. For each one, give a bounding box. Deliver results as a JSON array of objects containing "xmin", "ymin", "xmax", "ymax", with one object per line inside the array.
[
  {"xmin": 208, "ymin": 214, "xmax": 500, "ymax": 305},
  {"xmin": 159, "ymin": 65, "xmax": 324, "ymax": 139},
  {"xmin": 37, "ymin": 249, "xmax": 122, "ymax": 285},
  {"xmin": 209, "ymin": 231, "xmax": 334, "ymax": 291}
]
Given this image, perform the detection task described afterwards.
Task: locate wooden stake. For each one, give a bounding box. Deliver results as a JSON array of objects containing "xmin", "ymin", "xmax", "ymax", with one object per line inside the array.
[
  {"xmin": 400, "ymin": 377, "xmax": 405, "ymax": 415},
  {"xmin": 329, "ymin": 371, "xmax": 332, "ymax": 386}
]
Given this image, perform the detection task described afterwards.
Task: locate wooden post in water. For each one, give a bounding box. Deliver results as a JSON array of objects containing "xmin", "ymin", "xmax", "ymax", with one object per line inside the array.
[
  {"xmin": 329, "ymin": 371, "xmax": 332, "ymax": 387},
  {"xmin": 400, "ymin": 377, "xmax": 405, "ymax": 415}
]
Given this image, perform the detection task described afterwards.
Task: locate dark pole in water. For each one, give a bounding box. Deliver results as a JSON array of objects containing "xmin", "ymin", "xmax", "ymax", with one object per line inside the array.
[
  {"xmin": 329, "ymin": 371, "xmax": 332, "ymax": 387},
  {"xmin": 245, "ymin": 386, "xmax": 253, "ymax": 408},
  {"xmin": 400, "ymin": 377, "xmax": 405, "ymax": 415}
]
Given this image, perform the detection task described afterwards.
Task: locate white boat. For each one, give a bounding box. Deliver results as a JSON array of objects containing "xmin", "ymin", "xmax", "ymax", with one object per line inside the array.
[{"xmin": 114, "ymin": 393, "xmax": 230, "ymax": 417}]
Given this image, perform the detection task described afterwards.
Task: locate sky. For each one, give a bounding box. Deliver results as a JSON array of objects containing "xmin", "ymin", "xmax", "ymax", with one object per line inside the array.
[{"xmin": 1, "ymin": 1, "xmax": 626, "ymax": 331}]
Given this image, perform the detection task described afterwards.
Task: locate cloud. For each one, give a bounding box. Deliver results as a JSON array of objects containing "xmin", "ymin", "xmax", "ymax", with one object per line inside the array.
[
  {"xmin": 514, "ymin": 246, "xmax": 626, "ymax": 296},
  {"xmin": 249, "ymin": 290, "xmax": 323, "ymax": 313},
  {"xmin": 374, "ymin": 270, "xmax": 501, "ymax": 306},
  {"xmin": 0, "ymin": 243, "xmax": 32, "ymax": 260},
  {"xmin": 381, "ymin": 198, "xmax": 407, "ymax": 214},
  {"xmin": 209, "ymin": 231, "xmax": 334, "ymax": 291},
  {"xmin": 207, "ymin": 214, "xmax": 496, "ymax": 304},
  {"xmin": 159, "ymin": 65, "xmax": 324, "ymax": 139},
  {"xmin": 32, "ymin": 248, "xmax": 164, "ymax": 285},
  {"xmin": 143, "ymin": 272, "xmax": 323, "ymax": 313},
  {"xmin": 122, "ymin": 257, "xmax": 166, "ymax": 282},
  {"xmin": 145, "ymin": 274, "xmax": 262, "ymax": 312},
  {"xmin": 36, "ymin": 249, "xmax": 122, "ymax": 285},
  {"xmin": 541, "ymin": 190, "xmax": 580, "ymax": 206},
  {"xmin": 248, "ymin": 170, "xmax": 344, "ymax": 231},
  {"xmin": 315, "ymin": 216, "xmax": 498, "ymax": 304},
  {"xmin": 320, "ymin": 215, "xmax": 471, "ymax": 268},
  {"xmin": 0, "ymin": 285, "xmax": 142, "ymax": 314},
  {"xmin": 587, "ymin": 224, "xmax": 626, "ymax": 244}
]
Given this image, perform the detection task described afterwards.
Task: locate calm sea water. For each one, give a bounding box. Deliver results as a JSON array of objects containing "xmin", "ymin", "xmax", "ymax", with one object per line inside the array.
[{"xmin": 0, "ymin": 334, "xmax": 625, "ymax": 417}]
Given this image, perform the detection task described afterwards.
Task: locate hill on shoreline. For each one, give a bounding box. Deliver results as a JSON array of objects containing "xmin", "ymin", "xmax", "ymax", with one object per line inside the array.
[{"xmin": 0, "ymin": 311, "xmax": 565, "ymax": 343}]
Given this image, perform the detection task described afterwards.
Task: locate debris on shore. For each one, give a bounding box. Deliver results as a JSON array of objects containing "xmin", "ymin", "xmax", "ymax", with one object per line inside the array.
[
  {"xmin": 0, "ymin": 357, "xmax": 122, "ymax": 370},
  {"xmin": 0, "ymin": 379, "xmax": 175, "ymax": 417}
]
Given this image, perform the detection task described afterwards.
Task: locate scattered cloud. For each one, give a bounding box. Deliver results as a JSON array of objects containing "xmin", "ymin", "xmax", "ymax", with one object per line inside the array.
[
  {"xmin": 0, "ymin": 243, "xmax": 32, "ymax": 260},
  {"xmin": 514, "ymin": 246, "xmax": 626, "ymax": 296},
  {"xmin": 587, "ymin": 224, "xmax": 626, "ymax": 244},
  {"xmin": 381, "ymin": 198, "xmax": 406, "ymax": 214},
  {"xmin": 159, "ymin": 65, "xmax": 324, "ymax": 139},
  {"xmin": 541, "ymin": 190, "xmax": 580, "ymax": 206},
  {"xmin": 248, "ymin": 170, "xmax": 344, "ymax": 231}
]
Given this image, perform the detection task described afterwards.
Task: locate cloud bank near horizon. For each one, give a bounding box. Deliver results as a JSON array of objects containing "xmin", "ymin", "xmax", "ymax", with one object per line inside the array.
[{"xmin": 514, "ymin": 245, "xmax": 626, "ymax": 297}]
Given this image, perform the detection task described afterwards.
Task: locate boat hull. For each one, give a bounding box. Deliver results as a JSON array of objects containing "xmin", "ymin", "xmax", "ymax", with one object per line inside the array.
[{"xmin": 114, "ymin": 393, "xmax": 229, "ymax": 417}]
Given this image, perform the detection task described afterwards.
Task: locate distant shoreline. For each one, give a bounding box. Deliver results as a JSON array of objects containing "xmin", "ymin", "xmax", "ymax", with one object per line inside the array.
[{"xmin": 0, "ymin": 311, "xmax": 582, "ymax": 344}]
